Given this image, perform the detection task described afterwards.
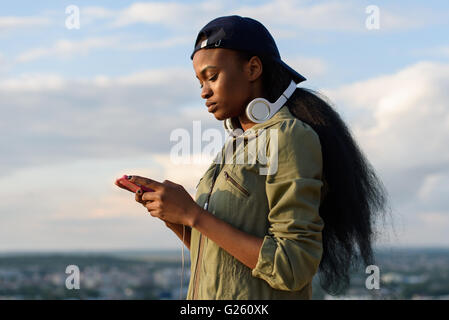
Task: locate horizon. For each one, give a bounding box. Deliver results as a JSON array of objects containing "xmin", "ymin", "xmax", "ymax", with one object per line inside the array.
[{"xmin": 1, "ymin": 244, "xmax": 449, "ymax": 256}]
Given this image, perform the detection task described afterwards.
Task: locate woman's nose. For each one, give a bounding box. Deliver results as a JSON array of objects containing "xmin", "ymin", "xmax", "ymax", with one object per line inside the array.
[{"xmin": 201, "ymin": 84, "xmax": 212, "ymax": 99}]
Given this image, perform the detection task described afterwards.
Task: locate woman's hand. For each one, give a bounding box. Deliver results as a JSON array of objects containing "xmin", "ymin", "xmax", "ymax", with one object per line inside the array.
[
  {"xmin": 130, "ymin": 174, "xmax": 263, "ymax": 269},
  {"xmin": 129, "ymin": 175, "xmax": 201, "ymax": 227}
]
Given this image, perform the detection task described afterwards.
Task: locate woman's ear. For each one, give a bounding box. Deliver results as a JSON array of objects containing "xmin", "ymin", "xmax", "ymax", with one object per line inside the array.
[{"xmin": 247, "ymin": 56, "xmax": 263, "ymax": 82}]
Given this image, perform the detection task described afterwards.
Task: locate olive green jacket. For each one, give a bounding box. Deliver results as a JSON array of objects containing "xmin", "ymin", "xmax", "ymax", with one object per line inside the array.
[{"xmin": 187, "ymin": 105, "xmax": 324, "ymax": 300}]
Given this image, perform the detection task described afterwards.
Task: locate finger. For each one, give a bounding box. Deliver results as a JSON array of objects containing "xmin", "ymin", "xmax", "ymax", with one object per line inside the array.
[
  {"xmin": 141, "ymin": 191, "xmax": 159, "ymax": 202},
  {"xmin": 145, "ymin": 201, "xmax": 157, "ymax": 210},
  {"xmin": 144, "ymin": 202, "xmax": 160, "ymax": 217},
  {"xmin": 128, "ymin": 175, "xmax": 163, "ymax": 191},
  {"xmin": 135, "ymin": 189, "xmax": 144, "ymax": 204},
  {"xmin": 162, "ymin": 179, "xmax": 179, "ymax": 187}
]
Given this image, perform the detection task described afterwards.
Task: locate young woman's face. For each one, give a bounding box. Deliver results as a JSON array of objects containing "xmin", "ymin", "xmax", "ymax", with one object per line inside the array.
[{"xmin": 192, "ymin": 48, "xmax": 255, "ymax": 121}]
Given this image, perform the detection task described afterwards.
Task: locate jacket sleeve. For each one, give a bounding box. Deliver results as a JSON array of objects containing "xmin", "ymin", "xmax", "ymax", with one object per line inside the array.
[{"xmin": 251, "ymin": 120, "xmax": 324, "ymax": 291}]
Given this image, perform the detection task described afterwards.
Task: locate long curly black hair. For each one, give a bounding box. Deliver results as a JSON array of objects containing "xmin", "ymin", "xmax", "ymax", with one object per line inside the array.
[{"xmin": 236, "ymin": 51, "xmax": 392, "ymax": 295}]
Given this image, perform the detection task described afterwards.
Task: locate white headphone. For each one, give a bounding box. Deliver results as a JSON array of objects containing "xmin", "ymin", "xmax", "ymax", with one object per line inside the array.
[{"xmin": 224, "ymin": 80, "xmax": 297, "ymax": 131}]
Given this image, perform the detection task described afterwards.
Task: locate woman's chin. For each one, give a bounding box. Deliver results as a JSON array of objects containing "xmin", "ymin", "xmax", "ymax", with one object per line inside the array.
[
  {"xmin": 213, "ymin": 113, "xmax": 226, "ymax": 121},
  {"xmin": 211, "ymin": 109, "xmax": 226, "ymax": 121},
  {"xmin": 208, "ymin": 106, "xmax": 234, "ymax": 121}
]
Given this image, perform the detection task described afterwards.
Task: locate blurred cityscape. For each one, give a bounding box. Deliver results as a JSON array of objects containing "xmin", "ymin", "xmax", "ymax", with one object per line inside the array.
[{"xmin": 0, "ymin": 247, "xmax": 448, "ymax": 300}]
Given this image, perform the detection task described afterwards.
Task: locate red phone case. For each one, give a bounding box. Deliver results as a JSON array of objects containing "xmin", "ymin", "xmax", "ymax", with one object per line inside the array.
[{"xmin": 115, "ymin": 175, "xmax": 155, "ymax": 193}]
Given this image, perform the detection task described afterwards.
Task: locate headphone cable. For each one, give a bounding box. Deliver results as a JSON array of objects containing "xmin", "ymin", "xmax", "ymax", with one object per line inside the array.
[{"xmin": 180, "ymin": 224, "xmax": 185, "ymax": 299}]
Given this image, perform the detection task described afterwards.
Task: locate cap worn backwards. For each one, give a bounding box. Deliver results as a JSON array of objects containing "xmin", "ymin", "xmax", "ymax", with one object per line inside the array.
[{"xmin": 190, "ymin": 15, "xmax": 306, "ymax": 84}]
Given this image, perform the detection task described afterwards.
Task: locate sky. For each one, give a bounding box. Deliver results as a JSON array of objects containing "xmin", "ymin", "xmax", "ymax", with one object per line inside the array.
[{"xmin": 1, "ymin": 0, "xmax": 449, "ymax": 251}]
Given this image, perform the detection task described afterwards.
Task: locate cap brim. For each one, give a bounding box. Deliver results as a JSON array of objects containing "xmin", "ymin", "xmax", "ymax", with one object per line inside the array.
[{"xmin": 276, "ymin": 58, "xmax": 306, "ymax": 84}]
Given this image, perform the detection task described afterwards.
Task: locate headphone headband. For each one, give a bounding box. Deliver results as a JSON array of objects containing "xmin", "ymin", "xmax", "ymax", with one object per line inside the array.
[
  {"xmin": 225, "ymin": 80, "xmax": 298, "ymax": 133},
  {"xmin": 246, "ymin": 80, "xmax": 297, "ymax": 123},
  {"xmin": 271, "ymin": 80, "xmax": 297, "ymax": 115}
]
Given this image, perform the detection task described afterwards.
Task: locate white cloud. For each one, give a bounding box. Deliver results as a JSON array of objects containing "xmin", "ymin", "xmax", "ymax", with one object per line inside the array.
[
  {"xmin": 110, "ymin": 0, "xmax": 364, "ymax": 32},
  {"xmin": 2, "ymin": 1, "xmax": 446, "ymax": 37},
  {"xmin": 112, "ymin": 0, "xmax": 225, "ymax": 29},
  {"xmin": 16, "ymin": 37, "xmax": 121, "ymax": 63},
  {"xmin": 2, "ymin": 58, "xmax": 449, "ymax": 248},
  {"xmin": 0, "ymin": 67, "xmax": 195, "ymax": 91},
  {"xmin": 0, "ymin": 150, "xmax": 213, "ymax": 250},
  {"xmin": 0, "ymin": 73, "xmax": 65, "ymax": 91},
  {"xmin": 102, "ymin": 0, "xmax": 366, "ymax": 32},
  {"xmin": 236, "ymin": 0, "xmax": 360, "ymax": 32},
  {"xmin": 14, "ymin": 34, "xmax": 193, "ymax": 63},
  {"xmin": 232, "ymin": 0, "xmax": 439, "ymax": 33},
  {"xmin": 114, "ymin": 2, "xmax": 191, "ymax": 27},
  {"xmin": 151, "ymin": 153, "xmax": 216, "ymax": 196},
  {"xmin": 124, "ymin": 36, "xmax": 192, "ymax": 51},
  {"xmin": 321, "ymin": 61, "xmax": 449, "ymax": 246},
  {"xmin": 0, "ymin": 16, "xmax": 50, "ymax": 31},
  {"xmin": 96, "ymin": 67, "xmax": 193, "ymax": 86},
  {"xmin": 418, "ymin": 173, "xmax": 443, "ymax": 201},
  {"xmin": 0, "ymin": 66, "xmax": 219, "ymax": 179},
  {"xmin": 81, "ymin": 6, "xmax": 116, "ymax": 20},
  {"xmin": 323, "ymin": 61, "xmax": 449, "ymax": 172},
  {"xmin": 417, "ymin": 212, "xmax": 449, "ymax": 227}
]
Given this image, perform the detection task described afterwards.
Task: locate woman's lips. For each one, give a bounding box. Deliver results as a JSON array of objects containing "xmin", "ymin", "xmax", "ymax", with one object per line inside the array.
[{"xmin": 207, "ymin": 103, "xmax": 217, "ymax": 112}]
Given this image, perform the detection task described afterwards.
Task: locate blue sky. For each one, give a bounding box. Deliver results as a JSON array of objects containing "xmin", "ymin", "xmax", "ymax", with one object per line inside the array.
[
  {"xmin": 1, "ymin": 0, "xmax": 449, "ymax": 251},
  {"xmin": 2, "ymin": 0, "xmax": 448, "ymax": 85}
]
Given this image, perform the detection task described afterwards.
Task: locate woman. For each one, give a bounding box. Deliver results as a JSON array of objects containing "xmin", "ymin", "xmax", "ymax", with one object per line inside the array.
[{"xmin": 127, "ymin": 15, "xmax": 389, "ymax": 299}]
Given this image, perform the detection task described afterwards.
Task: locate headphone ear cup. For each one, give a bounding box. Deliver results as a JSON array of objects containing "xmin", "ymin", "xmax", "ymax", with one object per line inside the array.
[
  {"xmin": 246, "ymin": 98, "xmax": 271, "ymax": 123},
  {"xmin": 224, "ymin": 118, "xmax": 233, "ymax": 132}
]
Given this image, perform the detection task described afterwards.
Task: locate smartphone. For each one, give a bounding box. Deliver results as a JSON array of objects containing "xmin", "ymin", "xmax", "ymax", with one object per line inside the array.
[{"xmin": 115, "ymin": 175, "xmax": 155, "ymax": 193}]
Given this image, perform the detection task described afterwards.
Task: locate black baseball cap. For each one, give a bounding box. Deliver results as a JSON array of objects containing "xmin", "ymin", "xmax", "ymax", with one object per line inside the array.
[{"xmin": 190, "ymin": 15, "xmax": 306, "ymax": 84}]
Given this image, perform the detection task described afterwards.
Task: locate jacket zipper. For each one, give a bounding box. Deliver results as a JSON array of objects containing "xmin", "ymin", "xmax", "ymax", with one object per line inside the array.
[
  {"xmin": 224, "ymin": 171, "xmax": 250, "ymax": 197},
  {"xmin": 192, "ymin": 163, "xmax": 221, "ymax": 299}
]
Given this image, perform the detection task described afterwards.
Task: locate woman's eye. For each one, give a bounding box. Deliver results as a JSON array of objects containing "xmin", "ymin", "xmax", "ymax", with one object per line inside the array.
[{"xmin": 199, "ymin": 74, "xmax": 218, "ymax": 89}]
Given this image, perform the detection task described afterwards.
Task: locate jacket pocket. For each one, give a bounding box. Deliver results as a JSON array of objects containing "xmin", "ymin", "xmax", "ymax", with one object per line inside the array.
[{"xmin": 223, "ymin": 170, "xmax": 250, "ymax": 197}]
